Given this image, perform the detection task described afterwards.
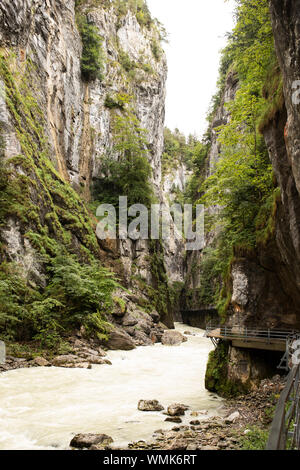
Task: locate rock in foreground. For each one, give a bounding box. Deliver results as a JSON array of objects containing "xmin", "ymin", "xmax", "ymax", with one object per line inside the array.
[
  {"xmin": 167, "ymin": 403, "xmax": 189, "ymax": 416},
  {"xmin": 161, "ymin": 331, "xmax": 187, "ymax": 346},
  {"xmin": 138, "ymin": 400, "xmax": 164, "ymax": 412},
  {"xmin": 32, "ymin": 357, "xmax": 50, "ymax": 367},
  {"xmin": 165, "ymin": 417, "xmax": 182, "ymax": 423},
  {"xmin": 70, "ymin": 433, "xmax": 113, "ymax": 449},
  {"xmin": 104, "ymin": 330, "xmax": 136, "ymax": 351},
  {"xmin": 225, "ymin": 411, "xmax": 240, "ymax": 424}
]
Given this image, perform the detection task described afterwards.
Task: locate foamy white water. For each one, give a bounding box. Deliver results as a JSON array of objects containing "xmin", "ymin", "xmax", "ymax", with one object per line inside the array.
[{"xmin": 0, "ymin": 323, "xmax": 223, "ymax": 450}]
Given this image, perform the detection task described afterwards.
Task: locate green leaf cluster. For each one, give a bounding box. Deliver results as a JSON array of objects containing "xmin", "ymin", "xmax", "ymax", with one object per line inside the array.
[
  {"xmin": 77, "ymin": 15, "xmax": 105, "ymax": 81},
  {"xmin": 0, "ymin": 254, "xmax": 119, "ymax": 349},
  {"xmin": 184, "ymin": 0, "xmax": 281, "ymax": 316},
  {"xmin": 93, "ymin": 108, "xmax": 154, "ymax": 209}
]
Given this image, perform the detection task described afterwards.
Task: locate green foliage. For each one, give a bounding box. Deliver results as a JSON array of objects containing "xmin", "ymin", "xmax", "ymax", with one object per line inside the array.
[
  {"xmin": 0, "ymin": 53, "xmax": 99, "ymax": 260},
  {"xmin": 162, "ymin": 128, "xmax": 199, "ymax": 177},
  {"xmin": 0, "ymin": 254, "xmax": 120, "ymax": 348},
  {"xmin": 115, "ymin": 0, "xmax": 153, "ymax": 29},
  {"xmin": 119, "ymin": 49, "xmax": 136, "ymax": 73},
  {"xmin": 76, "ymin": 0, "xmax": 154, "ymax": 30},
  {"xmin": 162, "ymin": 128, "xmax": 205, "ymax": 207},
  {"xmin": 104, "ymin": 92, "xmax": 131, "ymax": 110},
  {"xmin": 194, "ymin": 245, "xmax": 228, "ymax": 307},
  {"xmin": 28, "ymin": 298, "xmax": 64, "ymax": 349},
  {"xmin": 148, "ymin": 240, "xmax": 173, "ymax": 327},
  {"xmin": 184, "ymin": 136, "xmax": 210, "ymax": 204},
  {"xmin": 77, "ymin": 15, "xmax": 105, "ymax": 81},
  {"xmin": 0, "ymin": 264, "xmax": 31, "ymax": 340},
  {"xmin": 93, "ymin": 109, "xmax": 154, "ymax": 209},
  {"xmin": 0, "ymin": 54, "xmax": 120, "ymax": 349},
  {"xmin": 151, "ymin": 39, "xmax": 162, "ymax": 61},
  {"xmin": 47, "ymin": 254, "xmax": 117, "ymax": 333},
  {"xmin": 258, "ymin": 59, "xmax": 284, "ymax": 133},
  {"xmin": 205, "ymin": 341, "xmax": 250, "ymax": 397},
  {"xmin": 240, "ymin": 426, "xmax": 269, "ymax": 450}
]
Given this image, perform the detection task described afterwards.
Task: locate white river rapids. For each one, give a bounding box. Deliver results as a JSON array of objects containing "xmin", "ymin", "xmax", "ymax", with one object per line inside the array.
[{"xmin": 0, "ymin": 323, "xmax": 223, "ymax": 450}]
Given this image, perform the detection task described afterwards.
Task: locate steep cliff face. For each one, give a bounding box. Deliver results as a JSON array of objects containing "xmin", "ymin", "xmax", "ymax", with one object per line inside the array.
[
  {"xmin": 227, "ymin": 0, "xmax": 300, "ymax": 330},
  {"xmin": 181, "ymin": 71, "xmax": 239, "ymax": 314},
  {"xmin": 0, "ymin": 0, "xmax": 169, "ymax": 280},
  {"xmin": 0, "ymin": 0, "xmax": 166, "ymax": 189},
  {"xmin": 0, "ymin": 0, "xmax": 174, "ymax": 348},
  {"xmin": 161, "ymin": 162, "xmax": 190, "ymax": 284},
  {"xmin": 205, "ymin": 0, "xmax": 300, "ymax": 395},
  {"xmin": 207, "ymin": 71, "xmax": 239, "ymax": 178}
]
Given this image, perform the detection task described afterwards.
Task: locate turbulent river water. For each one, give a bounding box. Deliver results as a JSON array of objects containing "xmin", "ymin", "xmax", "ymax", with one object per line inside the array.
[{"xmin": 0, "ymin": 323, "xmax": 223, "ymax": 450}]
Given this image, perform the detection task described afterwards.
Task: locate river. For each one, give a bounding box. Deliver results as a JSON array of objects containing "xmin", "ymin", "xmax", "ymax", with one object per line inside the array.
[{"xmin": 0, "ymin": 323, "xmax": 223, "ymax": 450}]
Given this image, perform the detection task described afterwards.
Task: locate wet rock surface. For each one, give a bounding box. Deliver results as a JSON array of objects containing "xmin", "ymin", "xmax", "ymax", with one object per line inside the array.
[
  {"xmin": 0, "ymin": 334, "xmax": 112, "ymax": 373},
  {"xmin": 161, "ymin": 330, "xmax": 187, "ymax": 346},
  {"xmin": 103, "ymin": 329, "xmax": 136, "ymax": 351},
  {"xmin": 70, "ymin": 433, "xmax": 113, "ymax": 449},
  {"xmin": 167, "ymin": 403, "xmax": 189, "ymax": 417},
  {"xmin": 127, "ymin": 376, "xmax": 285, "ymax": 450},
  {"xmin": 138, "ymin": 400, "xmax": 164, "ymax": 412}
]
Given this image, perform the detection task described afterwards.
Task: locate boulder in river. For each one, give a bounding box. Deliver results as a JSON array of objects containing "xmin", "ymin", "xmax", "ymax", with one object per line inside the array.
[
  {"xmin": 138, "ymin": 400, "xmax": 164, "ymax": 412},
  {"xmin": 161, "ymin": 331, "xmax": 187, "ymax": 346},
  {"xmin": 51, "ymin": 355, "xmax": 91, "ymax": 368},
  {"xmin": 33, "ymin": 357, "xmax": 50, "ymax": 367},
  {"xmin": 167, "ymin": 403, "xmax": 189, "ymax": 416},
  {"xmin": 52, "ymin": 355, "xmax": 79, "ymax": 366},
  {"xmin": 70, "ymin": 433, "xmax": 113, "ymax": 449},
  {"xmin": 104, "ymin": 329, "xmax": 136, "ymax": 351},
  {"xmin": 133, "ymin": 330, "xmax": 153, "ymax": 346},
  {"xmin": 190, "ymin": 420, "xmax": 200, "ymax": 426},
  {"xmin": 225, "ymin": 411, "xmax": 240, "ymax": 424},
  {"xmin": 83, "ymin": 356, "xmax": 112, "ymax": 365}
]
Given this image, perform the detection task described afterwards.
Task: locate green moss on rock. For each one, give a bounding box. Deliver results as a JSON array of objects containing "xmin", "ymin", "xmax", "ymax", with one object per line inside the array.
[{"xmin": 205, "ymin": 341, "xmax": 251, "ymax": 398}]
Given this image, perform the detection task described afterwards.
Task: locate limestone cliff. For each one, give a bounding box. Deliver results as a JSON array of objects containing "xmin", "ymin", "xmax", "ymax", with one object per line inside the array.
[
  {"xmin": 0, "ymin": 0, "xmax": 174, "ymax": 349},
  {"xmin": 181, "ymin": 71, "xmax": 238, "ymax": 317},
  {"xmin": 225, "ymin": 0, "xmax": 300, "ymax": 330}
]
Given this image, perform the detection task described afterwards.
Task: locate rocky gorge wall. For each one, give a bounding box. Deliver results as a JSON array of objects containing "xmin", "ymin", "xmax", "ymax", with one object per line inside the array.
[
  {"xmin": 203, "ymin": 0, "xmax": 300, "ymax": 395},
  {"xmin": 225, "ymin": 0, "xmax": 300, "ymax": 333},
  {"xmin": 181, "ymin": 71, "xmax": 239, "ymax": 315},
  {"xmin": 0, "ymin": 0, "xmax": 176, "ymax": 350}
]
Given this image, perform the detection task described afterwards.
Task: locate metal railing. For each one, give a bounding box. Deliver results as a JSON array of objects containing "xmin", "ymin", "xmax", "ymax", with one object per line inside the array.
[
  {"xmin": 267, "ymin": 363, "xmax": 300, "ymax": 450},
  {"xmin": 205, "ymin": 325, "xmax": 295, "ymax": 343}
]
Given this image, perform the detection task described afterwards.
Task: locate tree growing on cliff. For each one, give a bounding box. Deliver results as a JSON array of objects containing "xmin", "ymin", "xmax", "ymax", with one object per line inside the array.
[
  {"xmin": 77, "ymin": 15, "xmax": 105, "ymax": 81},
  {"xmin": 93, "ymin": 110, "xmax": 154, "ymax": 209}
]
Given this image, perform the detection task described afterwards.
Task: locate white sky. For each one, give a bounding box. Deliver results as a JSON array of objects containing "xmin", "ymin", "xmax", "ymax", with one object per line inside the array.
[{"xmin": 147, "ymin": 0, "xmax": 235, "ymax": 137}]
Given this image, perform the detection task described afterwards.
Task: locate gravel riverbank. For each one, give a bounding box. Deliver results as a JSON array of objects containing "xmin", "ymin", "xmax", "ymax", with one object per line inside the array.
[{"xmin": 125, "ymin": 375, "xmax": 285, "ymax": 451}]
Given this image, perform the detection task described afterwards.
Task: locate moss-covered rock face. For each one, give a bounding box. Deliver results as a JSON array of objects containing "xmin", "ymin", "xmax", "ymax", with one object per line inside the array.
[
  {"xmin": 205, "ymin": 342, "xmax": 251, "ymax": 398},
  {"xmin": 0, "ymin": 53, "xmax": 99, "ymax": 264},
  {"xmin": 0, "ymin": 0, "xmax": 174, "ymax": 345},
  {"xmin": 205, "ymin": 340, "xmax": 284, "ymax": 398}
]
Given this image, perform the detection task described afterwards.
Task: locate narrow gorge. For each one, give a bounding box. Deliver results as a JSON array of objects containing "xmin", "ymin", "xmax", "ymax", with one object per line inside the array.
[{"xmin": 0, "ymin": 0, "xmax": 300, "ymax": 453}]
